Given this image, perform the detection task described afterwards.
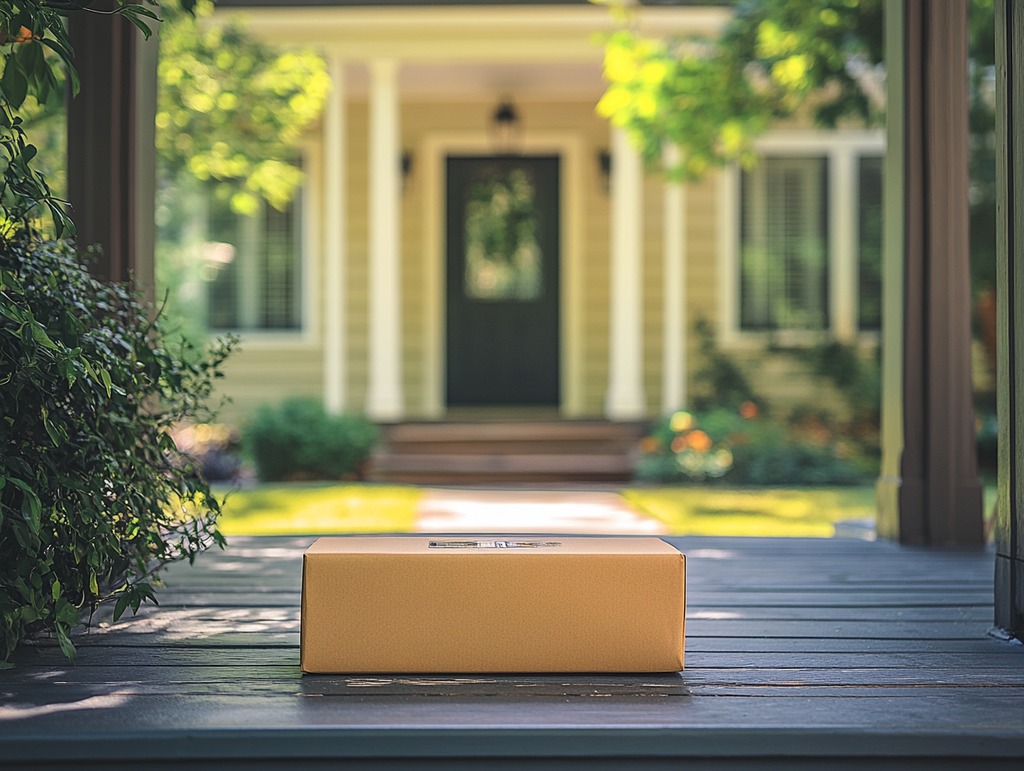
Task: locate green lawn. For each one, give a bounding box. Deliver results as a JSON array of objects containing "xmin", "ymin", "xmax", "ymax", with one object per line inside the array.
[
  {"xmin": 213, "ymin": 482, "xmax": 997, "ymax": 539},
  {"xmin": 622, "ymin": 486, "xmax": 877, "ymax": 537},
  {"xmin": 214, "ymin": 483, "xmax": 421, "ymax": 536}
]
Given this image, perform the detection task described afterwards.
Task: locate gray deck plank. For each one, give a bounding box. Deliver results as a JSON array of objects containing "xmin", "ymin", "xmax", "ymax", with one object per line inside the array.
[{"xmin": 2, "ymin": 534, "xmax": 1023, "ymax": 769}]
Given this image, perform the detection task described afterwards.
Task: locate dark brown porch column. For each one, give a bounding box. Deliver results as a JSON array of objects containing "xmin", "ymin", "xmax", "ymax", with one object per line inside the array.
[
  {"xmin": 878, "ymin": 0, "xmax": 984, "ymax": 546},
  {"xmin": 994, "ymin": 0, "xmax": 1024, "ymax": 637},
  {"xmin": 66, "ymin": 3, "xmax": 156, "ymax": 291}
]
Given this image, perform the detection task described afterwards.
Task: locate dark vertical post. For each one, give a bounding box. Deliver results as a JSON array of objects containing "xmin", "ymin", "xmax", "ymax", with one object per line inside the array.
[
  {"xmin": 66, "ymin": 4, "xmax": 139, "ymax": 284},
  {"xmin": 894, "ymin": 0, "xmax": 984, "ymax": 545},
  {"xmin": 994, "ymin": 0, "xmax": 1024, "ymax": 637}
]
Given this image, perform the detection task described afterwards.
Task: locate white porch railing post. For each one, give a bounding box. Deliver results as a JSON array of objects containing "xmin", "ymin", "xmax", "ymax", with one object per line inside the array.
[
  {"xmin": 662, "ymin": 143, "xmax": 686, "ymax": 414},
  {"xmin": 605, "ymin": 127, "xmax": 647, "ymax": 420},
  {"xmin": 366, "ymin": 58, "xmax": 404, "ymax": 422},
  {"xmin": 323, "ymin": 53, "xmax": 347, "ymax": 415}
]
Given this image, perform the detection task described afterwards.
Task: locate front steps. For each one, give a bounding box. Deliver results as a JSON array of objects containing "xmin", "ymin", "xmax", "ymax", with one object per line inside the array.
[{"xmin": 367, "ymin": 420, "xmax": 647, "ymax": 485}]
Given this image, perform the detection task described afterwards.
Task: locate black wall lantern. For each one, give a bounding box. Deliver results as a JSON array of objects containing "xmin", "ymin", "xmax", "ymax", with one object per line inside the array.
[
  {"xmin": 401, "ymin": 149, "xmax": 413, "ymax": 191},
  {"xmin": 490, "ymin": 100, "xmax": 522, "ymax": 155},
  {"xmin": 597, "ymin": 148, "xmax": 612, "ymax": 192}
]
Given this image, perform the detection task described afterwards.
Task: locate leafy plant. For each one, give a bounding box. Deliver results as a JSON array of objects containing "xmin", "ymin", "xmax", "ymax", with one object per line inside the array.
[
  {"xmin": 595, "ymin": 0, "xmax": 884, "ymax": 177},
  {"xmin": 244, "ymin": 398, "xmax": 378, "ymax": 482},
  {"xmin": 690, "ymin": 318, "xmax": 762, "ymax": 412},
  {"xmin": 635, "ymin": 406, "xmax": 871, "ymax": 486},
  {"xmin": 795, "ymin": 339, "xmax": 881, "ymax": 434},
  {"xmin": 1, "ymin": 0, "xmax": 231, "ymax": 665},
  {"xmin": 1, "ymin": 238, "xmax": 234, "ymax": 663},
  {"xmin": 1, "ymin": 1, "xmax": 176, "ymax": 237},
  {"xmin": 156, "ymin": 0, "xmax": 329, "ymax": 216}
]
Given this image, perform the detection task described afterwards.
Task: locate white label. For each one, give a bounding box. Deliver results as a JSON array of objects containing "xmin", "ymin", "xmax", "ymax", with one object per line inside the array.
[{"xmin": 427, "ymin": 540, "xmax": 562, "ymax": 549}]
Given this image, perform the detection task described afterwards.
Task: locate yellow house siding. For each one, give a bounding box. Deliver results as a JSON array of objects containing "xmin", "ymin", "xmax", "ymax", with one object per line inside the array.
[
  {"xmin": 202, "ymin": 94, "xmax": 874, "ymax": 426},
  {"xmin": 685, "ymin": 171, "xmax": 720, "ymax": 406},
  {"xmin": 215, "ymin": 347, "xmax": 324, "ymax": 426}
]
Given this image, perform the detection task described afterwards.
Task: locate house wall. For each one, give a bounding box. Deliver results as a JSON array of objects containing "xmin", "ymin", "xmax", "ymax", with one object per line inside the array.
[
  {"xmin": 193, "ymin": 1, "xmax": 884, "ymax": 430},
  {"xmin": 209, "ymin": 99, "xmax": 877, "ymax": 429}
]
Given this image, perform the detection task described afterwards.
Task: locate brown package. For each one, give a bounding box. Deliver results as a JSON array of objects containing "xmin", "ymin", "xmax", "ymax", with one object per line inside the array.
[{"xmin": 300, "ymin": 536, "xmax": 685, "ymax": 673}]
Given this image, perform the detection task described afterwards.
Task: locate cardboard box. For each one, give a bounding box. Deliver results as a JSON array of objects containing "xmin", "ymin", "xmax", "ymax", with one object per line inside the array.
[{"xmin": 300, "ymin": 536, "xmax": 685, "ymax": 673}]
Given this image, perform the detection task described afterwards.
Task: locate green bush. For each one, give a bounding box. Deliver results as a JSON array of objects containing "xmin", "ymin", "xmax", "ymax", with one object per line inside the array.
[
  {"xmin": 634, "ymin": 405, "xmax": 872, "ymax": 486},
  {"xmin": 1, "ymin": 238, "xmax": 233, "ymax": 663},
  {"xmin": 690, "ymin": 318, "xmax": 762, "ymax": 412},
  {"xmin": 244, "ymin": 398, "xmax": 378, "ymax": 482}
]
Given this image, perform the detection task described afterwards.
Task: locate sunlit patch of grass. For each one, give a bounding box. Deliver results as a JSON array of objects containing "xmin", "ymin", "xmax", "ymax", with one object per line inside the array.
[
  {"xmin": 213, "ymin": 483, "xmax": 421, "ymax": 536},
  {"xmin": 622, "ymin": 487, "xmax": 878, "ymax": 537}
]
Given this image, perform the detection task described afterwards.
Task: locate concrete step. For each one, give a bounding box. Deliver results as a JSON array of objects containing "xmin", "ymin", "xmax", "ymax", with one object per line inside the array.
[{"xmin": 368, "ymin": 420, "xmax": 646, "ymax": 484}]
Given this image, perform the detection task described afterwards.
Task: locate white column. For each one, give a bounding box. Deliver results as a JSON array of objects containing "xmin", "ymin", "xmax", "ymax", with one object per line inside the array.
[
  {"xmin": 323, "ymin": 54, "xmax": 347, "ymax": 415},
  {"xmin": 662, "ymin": 143, "xmax": 687, "ymax": 414},
  {"xmin": 830, "ymin": 147, "xmax": 858, "ymax": 342},
  {"xmin": 605, "ymin": 127, "xmax": 647, "ymax": 419},
  {"xmin": 366, "ymin": 59, "xmax": 404, "ymax": 421}
]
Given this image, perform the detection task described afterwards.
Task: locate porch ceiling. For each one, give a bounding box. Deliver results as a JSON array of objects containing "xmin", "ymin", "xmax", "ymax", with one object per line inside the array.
[
  {"xmin": 215, "ymin": 5, "xmax": 730, "ymax": 101},
  {"xmin": 344, "ymin": 59, "xmax": 606, "ymax": 101}
]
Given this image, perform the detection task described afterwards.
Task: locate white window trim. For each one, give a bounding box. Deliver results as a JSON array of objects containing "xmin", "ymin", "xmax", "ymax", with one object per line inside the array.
[
  {"xmin": 218, "ymin": 141, "xmax": 321, "ymax": 350},
  {"xmin": 717, "ymin": 129, "xmax": 885, "ymax": 349}
]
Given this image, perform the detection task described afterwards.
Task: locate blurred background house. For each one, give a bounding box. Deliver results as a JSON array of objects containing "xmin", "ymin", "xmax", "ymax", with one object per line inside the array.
[{"xmin": 157, "ymin": 0, "xmax": 890, "ymax": 432}]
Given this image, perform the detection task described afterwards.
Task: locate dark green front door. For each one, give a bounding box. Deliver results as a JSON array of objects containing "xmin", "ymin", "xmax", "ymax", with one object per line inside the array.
[{"xmin": 445, "ymin": 155, "xmax": 560, "ymax": 406}]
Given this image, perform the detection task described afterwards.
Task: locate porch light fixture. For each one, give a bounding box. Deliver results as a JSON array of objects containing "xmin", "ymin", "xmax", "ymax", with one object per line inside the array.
[
  {"xmin": 401, "ymin": 150, "xmax": 413, "ymax": 191},
  {"xmin": 490, "ymin": 99, "xmax": 522, "ymax": 155},
  {"xmin": 597, "ymin": 148, "xmax": 612, "ymax": 192}
]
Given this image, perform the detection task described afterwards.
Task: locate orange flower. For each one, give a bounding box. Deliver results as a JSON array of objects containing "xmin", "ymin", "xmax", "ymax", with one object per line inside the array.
[
  {"xmin": 639, "ymin": 436, "xmax": 660, "ymax": 454},
  {"xmin": 739, "ymin": 401, "xmax": 759, "ymax": 419},
  {"xmin": 14, "ymin": 26, "xmax": 35, "ymax": 43},
  {"xmin": 688, "ymin": 429, "xmax": 713, "ymax": 453}
]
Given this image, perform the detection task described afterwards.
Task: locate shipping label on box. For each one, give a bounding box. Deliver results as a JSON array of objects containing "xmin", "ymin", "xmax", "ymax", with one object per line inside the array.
[{"xmin": 300, "ymin": 536, "xmax": 686, "ymax": 673}]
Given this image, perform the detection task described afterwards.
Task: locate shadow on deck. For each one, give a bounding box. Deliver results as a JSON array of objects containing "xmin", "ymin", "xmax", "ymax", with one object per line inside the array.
[{"xmin": 2, "ymin": 535, "xmax": 1022, "ymax": 769}]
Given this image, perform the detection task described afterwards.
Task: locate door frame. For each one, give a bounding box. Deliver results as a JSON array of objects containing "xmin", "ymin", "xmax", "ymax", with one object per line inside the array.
[{"xmin": 421, "ymin": 131, "xmax": 585, "ymax": 417}]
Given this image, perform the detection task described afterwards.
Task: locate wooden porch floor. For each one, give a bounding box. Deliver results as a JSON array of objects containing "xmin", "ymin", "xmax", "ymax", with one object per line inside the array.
[{"xmin": 2, "ymin": 535, "xmax": 1023, "ymax": 769}]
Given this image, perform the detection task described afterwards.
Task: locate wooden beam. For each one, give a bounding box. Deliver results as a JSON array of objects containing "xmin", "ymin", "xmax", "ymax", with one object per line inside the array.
[
  {"xmin": 875, "ymin": 0, "xmax": 906, "ymax": 540},
  {"xmin": 880, "ymin": 0, "xmax": 984, "ymax": 546},
  {"xmin": 66, "ymin": 4, "xmax": 156, "ymax": 290},
  {"xmin": 994, "ymin": 0, "xmax": 1024, "ymax": 638}
]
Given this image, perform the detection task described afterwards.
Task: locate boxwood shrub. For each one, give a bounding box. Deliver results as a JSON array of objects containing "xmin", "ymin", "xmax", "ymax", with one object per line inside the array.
[
  {"xmin": 1, "ymin": 237, "xmax": 233, "ymax": 664},
  {"xmin": 244, "ymin": 398, "xmax": 378, "ymax": 482}
]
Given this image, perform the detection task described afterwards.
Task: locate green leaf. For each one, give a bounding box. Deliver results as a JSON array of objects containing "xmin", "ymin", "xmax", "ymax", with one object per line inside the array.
[
  {"xmin": 1, "ymin": 60, "xmax": 28, "ymax": 109},
  {"xmin": 55, "ymin": 624, "xmax": 76, "ymax": 664},
  {"xmin": 30, "ymin": 322, "xmax": 58, "ymax": 351},
  {"xmin": 89, "ymin": 572, "xmax": 99, "ymax": 597},
  {"xmin": 41, "ymin": 405, "xmax": 61, "ymax": 446},
  {"xmin": 9, "ymin": 478, "xmax": 41, "ymax": 535},
  {"xmin": 51, "ymin": 578, "xmax": 61, "ymax": 602},
  {"xmin": 56, "ymin": 599, "xmax": 80, "ymax": 626},
  {"xmin": 99, "ymin": 368, "xmax": 112, "ymax": 398},
  {"xmin": 112, "ymin": 593, "xmax": 129, "ymax": 622}
]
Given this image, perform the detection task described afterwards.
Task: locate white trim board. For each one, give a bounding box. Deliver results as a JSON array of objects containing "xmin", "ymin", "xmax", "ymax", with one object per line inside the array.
[{"xmin": 717, "ymin": 129, "xmax": 886, "ymax": 349}]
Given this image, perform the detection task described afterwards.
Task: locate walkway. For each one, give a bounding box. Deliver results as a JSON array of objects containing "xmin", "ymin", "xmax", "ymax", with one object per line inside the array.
[
  {"xmin": 2, "ymin": 535, "xmax": 1022, "ymax": 768},
  {"xmin": 414, "ymin": 487, "xmax": 667, "ymax": 534}
]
